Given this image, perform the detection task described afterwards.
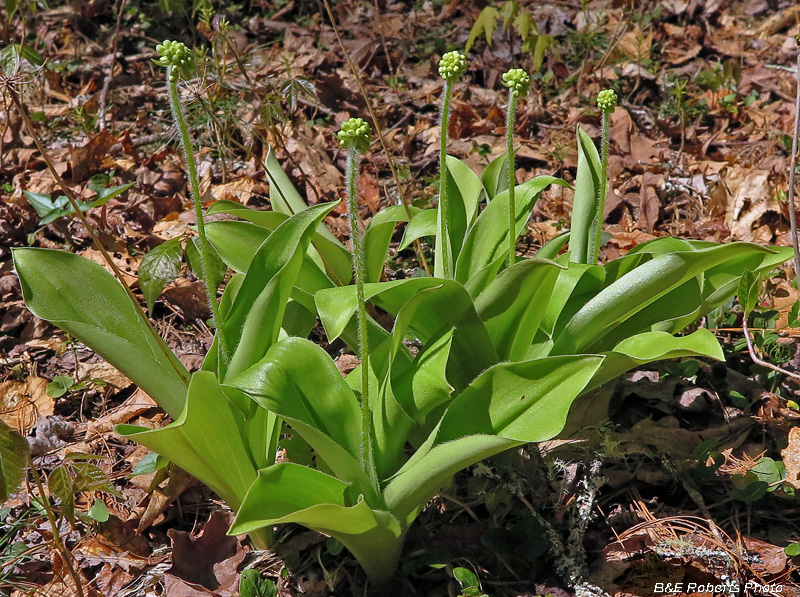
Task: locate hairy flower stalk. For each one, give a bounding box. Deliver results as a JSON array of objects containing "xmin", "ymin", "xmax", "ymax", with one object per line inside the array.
[
  {"xmin": 591, "ymin": 88, "xmax": 617, "ymax": 264},
  {"xmin": 501, "ymin": 68, "xmax": 531, "ymax": 269},
  {"xmin": 156, "ymin": 40, "xmax": 230, "ymax": 366},
  {"xmin": 437, "ymin": 51, "xmax": 468, "ymax": 278},
  {"xmin": 336, "ymin": 118, "xmax": 378, "ymax": 487}
]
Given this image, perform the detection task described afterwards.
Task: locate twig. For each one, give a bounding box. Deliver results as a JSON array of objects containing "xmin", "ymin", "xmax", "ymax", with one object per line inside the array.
[
  {"xmin": 788, "ymin": 37, "xmax": 800, "ymax": 304},
  {"xmin": 320, "ymin": 0, "xmax": 431, "ymax": 276},
  {"xmin": 742, "ymin": 318, "xmax": 800, "ymax": 383}
]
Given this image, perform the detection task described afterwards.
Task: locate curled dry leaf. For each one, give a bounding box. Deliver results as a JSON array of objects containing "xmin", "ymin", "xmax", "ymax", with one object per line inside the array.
[
  {"xmin": 781, "ymin": 426, "xmax": 800, "ymax": 490},
  {"xmin": 0, "ymin": 376, "xmax": 54, "ymax": 433}
]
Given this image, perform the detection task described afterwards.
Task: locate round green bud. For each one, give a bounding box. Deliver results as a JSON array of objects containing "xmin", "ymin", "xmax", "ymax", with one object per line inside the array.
[
  {"xmin": 155, "ymin": 40, "xmax": 195, "ymax": 80},
  {"xmin": 501, "ymin": 68, "xmax": 531, "ymax": 98},
  {"xmin": 597, "ymin": 88, "xmax": 618, "ymax": 114},
  {"xmin": 336, "ymin": 117, "xmax": 371, "ymax": 154},
  {"xmin": 438, "ymin": 50, "xmax": 468, "ymax": 81}
]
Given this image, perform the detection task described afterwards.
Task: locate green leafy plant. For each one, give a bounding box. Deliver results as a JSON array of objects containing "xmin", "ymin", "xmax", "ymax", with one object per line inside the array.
[
  {"xmin": 23, "ymin": 182, "xmax": 134, "ymax": 227},
  {"xmin": 12, "ymin": 40, "xmax": 345, "ymax": 554},
  {"xmin": 453, "ymin": 566, "xmax": 489, "ymax": 597},
  {"xmin": 11, "ymin": 35, "xmax": 794, "ymax": 590},
  {"xmin": 466, "ymin": 1, "xmax": 553, "ymax": 71}
]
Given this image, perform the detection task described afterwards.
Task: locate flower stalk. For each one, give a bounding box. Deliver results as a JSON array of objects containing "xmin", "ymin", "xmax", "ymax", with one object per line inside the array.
[
  {"xmin": 501, "ymin": 68, "xmax": 530, "ymax": 269},
  {"xmin": 336, "ymin": 117, "xmax": 378, "ymax": 488},
  {"xmin": 591, "ymin": 88, "xmax": 617, "ymax": 264},
  {"xmin": 437, "ymin": 51, "xmax": 468, "ymax": 279},
  {"xmin": 156, "ymin": 40, "xmax": 230, "ymax": 366}
]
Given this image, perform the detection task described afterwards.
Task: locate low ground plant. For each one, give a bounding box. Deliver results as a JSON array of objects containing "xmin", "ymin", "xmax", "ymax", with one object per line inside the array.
[{"xmin": 9, "ymin": 40, "xmax": 793, "ymax": 590}]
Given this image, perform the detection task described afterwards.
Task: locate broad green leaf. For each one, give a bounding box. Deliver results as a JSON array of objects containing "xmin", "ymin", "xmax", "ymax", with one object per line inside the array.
[
  {"xmin": 363, "ymin": 204, "xmax": 417, "ymax": 283},
  {"xmin": 738, "ymin": 270, "xmax": 762, "ymax": 316},
  {"xmin": 456, "ymin": 176, "xmax": 567, "ymax": 283},
  {"xmin": 116, "ymin": 371, "xmax": 258, "ymax": 509},
  {"xmin": 13, "ymin": 248, "xmax": 189, "ymax": 417},
  {"xmin": 46, "ymin": 375, "xmax": 74, "ymax": 398},
  {"xmin": 453, "ymin": 567, "xmax": 480, "ymax": 589},
  {"xmin": 88, "ymin": 499, "xmax": 110, "ymax": 522},
  {"xmin": 436, "ymin": 355, "xmax": 604, "ymax": 444},
  {"xmin": 568, "ymin": 125, "xmax": 602, "ymax": 265},
  {"xmin": 204, "ymin": 220, "xmax": 336, "ymax": 315},
  {"xmin": 207, "ymin": 200, "xmax": 352, "ymax": 286},
  {"xmin": 385, "ymin": 355, "xmax": 603, "ymax": 524},
  {"xmin": 481, "ymin": 153, "xmax": 508, "ymax": 200},
  {"xmin": 131, "ymin": 452, "xmax": 168, "ymax": 476},
  {"xmin": 229, "ymin": 463, "xmax": 404, "ymax": 586},
  {"xmin": 316, "ymin": 278, "xmax": 496, "ymax": 391},
  {"xmin": 23, "ymin": 190, "xmax": 62, "ymax": 219},
  {"xmin": 585, "ymin": 329, "xmax": 723, "ymax": 395},
  {"xmin": 385, "ymin": 433, "xmax": 515, "ymax": 526},
  {"xmin": 399, "ymin": 209, "xmax": 436, "ymax": 251},
  {"xmin": 221, "ymin": 201, "xmax": 339, "ymax": 380},
  {"xmin": 138, "ymin": 237, "xmax": 183, "ymax": 314},
  {"xmin": 91, "ymin": 182, "xmax": 135, "ymax": 206},
  {"xmin": 265, "ymin": 147, "xmax": 342, "ymax": 246},
  {"xmin": 435, "ymin": 156, "xmax": 483, "ymax": 278},
  {"xmin": 474, "ymin": 259, "xmax": 563, "ymax": 360},
  {"xmin": 239, "ymin": 569, "xmax": 277, "ymax": 597},
  {"xmin": 225, "ymin": 338, "xmax": 363, "ymax": 469},
  {"xmin": 186, "ymin": 236, "xmax": 227, "ymax": 293},
  {"xmin": 48, "ymin": 465, "xmax": 74, "ymax": 522},
  {"xmin": 465, "ymin": 5, "xmax": 500, "ymax": 52},
  {"xmin": 553, "ymin": 243, "xmax": 788, "ymax": 355}
]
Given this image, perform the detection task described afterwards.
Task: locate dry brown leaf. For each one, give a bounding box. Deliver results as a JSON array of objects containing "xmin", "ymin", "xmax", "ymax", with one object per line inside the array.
[
  {"xmin": 87, "ymin": 388, "xmax": 157, "ymax": 439},
  {"xmin": 165, "ymin": 511, "xmax": 247, "ymax": 597},
  {"xmin": 781, "ymin": 427, "xmax": 800, "ymax": 490},
  {"xmin": 210, "ymin": 177, "xmax": 257, "ymax": 204},
  {"xmin": 162, "ymin": 280, "xmax": 211, "ymax": 321},
  {"xmin": 69, "ymin": 129, "xmax": 118, "ymax": 183},
  {"xmin": 0, "ymin": 376, "xmax": 54, "ymax": 433},
  {"xmin": 135, "ymin": 466, "xmax": 194, "ymax": 533}
]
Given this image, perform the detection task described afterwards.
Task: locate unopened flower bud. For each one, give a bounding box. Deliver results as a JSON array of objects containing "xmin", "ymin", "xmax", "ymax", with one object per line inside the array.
[
  {"xmin": 501, "ymin": 68, "xmax": 531, "ymax": 98},
  {"xmin": 597, "ymin": 88, "xmax": 618, "ymax": 114},
  {"xmin": 336, "ymin": 117, "xmax": 371, "ymax": 153},
  {"xmin": 438, "ymin": 51, "xmax": 468, "ymax": 82}
]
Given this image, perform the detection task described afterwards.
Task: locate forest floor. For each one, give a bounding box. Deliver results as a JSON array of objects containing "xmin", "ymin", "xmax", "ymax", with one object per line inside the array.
[{"xmin": 2, "ymin": 0, "xmax": 800, "ymax": 595}]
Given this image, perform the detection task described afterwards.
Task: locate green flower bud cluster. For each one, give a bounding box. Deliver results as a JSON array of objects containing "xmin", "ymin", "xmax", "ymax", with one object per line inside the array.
[
  {"xmin": 155, "ymin": 40, "xmax": 195, "ymax": 82},
  {"xmin": 501, "ymin": 68, "xmax": 530, "ymax": 98},
  {"xmin": 438, "ymin": 50, "xmax": 468, "ymax": 81},
  {"xmin": 336, "ymin": 117, "xmax": 372, "ymax": 153},
  {"xmin": 597, "ymin": 89, "xmax": 618, "ymax": 114}
]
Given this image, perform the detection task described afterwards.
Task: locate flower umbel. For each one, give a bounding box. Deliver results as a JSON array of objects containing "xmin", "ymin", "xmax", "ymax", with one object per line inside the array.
[
  {"xmin": 337, "ymin": 117, "xmax": 372, "ymax": 154},
  {"xmin": 502, "ymin": 68, "xmax": 530, "ymax": 98},
  {"xmin": 438, "ymin": 50, "xmax": 468, "ymax": 82},
  {"xmin": 155, "ymin": 40, "xmax": 195, "ymax": 82},
  {"xmin": 597, "ymin": 89, "xmax": 618, "ymax": 114}
]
